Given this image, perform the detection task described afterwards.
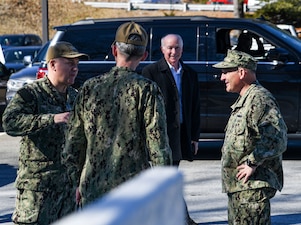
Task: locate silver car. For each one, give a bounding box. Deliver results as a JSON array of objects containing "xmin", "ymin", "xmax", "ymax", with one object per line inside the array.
[{"xmin": 5, "ymin": 42, "xmax": 49, "ymax": 104}]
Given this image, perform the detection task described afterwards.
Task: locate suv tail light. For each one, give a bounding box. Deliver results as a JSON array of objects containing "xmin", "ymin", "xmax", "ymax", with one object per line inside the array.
[
  {"xmin": 36, "ymin": 67, "xmax": 48, "ymax": 79},
  {"xmin": 36, "ymin": 62, "xmax": 48, "ymax": 79}
]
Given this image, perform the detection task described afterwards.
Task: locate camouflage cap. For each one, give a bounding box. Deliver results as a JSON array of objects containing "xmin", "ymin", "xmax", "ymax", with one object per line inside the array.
[
  {"xmin": 46, "ymin": 41, "xmax": 89, "ymax": 63},
  {"xmin": 115, "ymin": 22, "xmax": 148, "ymax": 47},
  {"xmin": 213, "ymin": 49, "xmax": 257, "ymax": 71}
]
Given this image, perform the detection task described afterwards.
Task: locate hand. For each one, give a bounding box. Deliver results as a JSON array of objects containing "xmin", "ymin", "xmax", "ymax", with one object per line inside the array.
[
  {"xmin": 236, "ymin": 164, "xmax": 256, "ymax": 184},
  {"xmin": 54, "ymin": 112, "xmax": 70, "ymax": 124},
  {"xmin": 191, "ymin": 141, "xmax": 198, "ymax": 155}
]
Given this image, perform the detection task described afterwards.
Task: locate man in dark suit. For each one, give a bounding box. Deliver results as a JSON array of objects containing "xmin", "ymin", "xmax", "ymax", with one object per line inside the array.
[{"xmin": 142, "ymin": 34, "xmax": 201, "ymax": 225}]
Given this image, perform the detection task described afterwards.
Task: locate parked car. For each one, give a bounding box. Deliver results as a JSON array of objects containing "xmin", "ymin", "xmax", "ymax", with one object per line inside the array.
[
  {"xmin": 6, "ymin": 16, "xmax": 301, "ymax": 142},
  {"xmin": 0, "ymin": 34, "xmax": 42, "ymax": 49},
  {"xmin": 2, "ymin": 46, "xmax": 41, "ymax": 74},
  {"xmin": 5, "ymin": 42, "xmax": 50, "ymax": 104}
]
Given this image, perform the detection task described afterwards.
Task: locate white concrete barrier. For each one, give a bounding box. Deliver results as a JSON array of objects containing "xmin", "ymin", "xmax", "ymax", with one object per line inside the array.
[{"xmin": 52, "ymin": 167, "xmax": 184, "ymax": 225}]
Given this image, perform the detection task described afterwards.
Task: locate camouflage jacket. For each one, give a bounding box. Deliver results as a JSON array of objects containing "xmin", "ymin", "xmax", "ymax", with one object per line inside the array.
[
  {"xmin": 2, "ymin": 77, "xmax": 78, "ymax": 191},
  {"xmin": 62, "ymin": 66, "xmax": 172, "ymax": 205},
  {"xmin": 221, "ymin": 83, "xmax": 287, "ymax": 193}
]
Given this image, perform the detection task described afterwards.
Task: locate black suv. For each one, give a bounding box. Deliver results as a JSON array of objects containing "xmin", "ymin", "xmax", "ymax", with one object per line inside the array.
[{"xmin": 29, "ymin": 17, "xmax": 301, "ymax": 140}]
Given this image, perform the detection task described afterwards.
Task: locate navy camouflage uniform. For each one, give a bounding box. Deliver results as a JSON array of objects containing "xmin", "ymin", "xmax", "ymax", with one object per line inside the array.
[
  {"xmin": 222, "ymin": 83, "xmax": 287, "ymax": 225},
  {"xmin": 2, "ymin": 77, "xmax": 77, "ymax": 224},
  {"xmin": 62, "ymin": 66, "xmax": 172, "ymax": 206}
]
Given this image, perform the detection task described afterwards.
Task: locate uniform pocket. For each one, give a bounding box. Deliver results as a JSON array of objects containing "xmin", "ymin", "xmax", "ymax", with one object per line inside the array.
[
  {"xmin": 12, "ymin": 189, "xmax": 40, "ymax": 224},
  {"xmin": 225, "ymin": 112, "xmax": 246, "ymax": 153}
]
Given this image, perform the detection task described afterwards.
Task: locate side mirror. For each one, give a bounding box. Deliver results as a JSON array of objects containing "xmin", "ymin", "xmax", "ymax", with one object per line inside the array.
[
  {"xmin": 266, "ymin": 48, "xmax": 289, "ymax": 69},
  {"xmin": 266, "ymin": 48, "xmax": 289, "ymax": 62}
]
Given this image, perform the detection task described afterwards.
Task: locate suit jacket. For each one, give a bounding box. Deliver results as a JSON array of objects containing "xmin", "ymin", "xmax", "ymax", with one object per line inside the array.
[{"xmin": 142, "ymin": 58, "xmax": 201, "ymax": 161}]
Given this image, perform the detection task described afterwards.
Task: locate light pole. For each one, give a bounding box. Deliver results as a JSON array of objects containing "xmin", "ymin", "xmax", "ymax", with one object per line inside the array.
[
  {"xmin": 41, "ymin": 0, "xmax": 49, "ymax": 44},
  {"xmin": 233, "ymin": 0, "xmax": 244, "ymax": 18}
]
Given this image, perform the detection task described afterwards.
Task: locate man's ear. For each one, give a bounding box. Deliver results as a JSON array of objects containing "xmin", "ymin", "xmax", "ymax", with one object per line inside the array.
[
  {"xmin": 111, "ymin": 45, "xmax": 117, "ymax": 57},
  {"xmin": 48, "ymin": 59, "xmax": 55, "ymax": 70},
  {"xmin": 238, "ymin": 68, "xmax": 246, "ymax": 80}
]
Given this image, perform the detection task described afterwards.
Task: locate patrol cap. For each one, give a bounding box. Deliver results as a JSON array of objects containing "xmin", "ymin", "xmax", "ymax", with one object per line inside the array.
[
  {"xmin": 114, "ymin": 22, "xmax": 148, "ymax": 47},
  {"xmin": 213, "ymin": 49, "xmax": 257, "ymax": 71},
  {"xmin": 46, "ymin": 41, "xmax": 89, "ymax": 63}
]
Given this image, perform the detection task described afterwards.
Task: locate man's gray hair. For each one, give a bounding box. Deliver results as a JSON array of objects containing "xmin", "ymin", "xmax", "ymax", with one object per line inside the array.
[
  {"xmin": 115, "ymin": 41, "xmax": 146, "ymax": 61},
  {"xmin": 161, "ymin": 34, "xmax": 183, "ymax": 48}
]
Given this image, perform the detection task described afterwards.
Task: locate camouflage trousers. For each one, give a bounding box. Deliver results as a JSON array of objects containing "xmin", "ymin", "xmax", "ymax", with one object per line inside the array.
[
  {"xmin": 227, "ymin": 187, "xmax": 277, "ymax": 225},
  {"xmin": 12, "ymin": 187, "xmax": 76, "ymax": 225}
]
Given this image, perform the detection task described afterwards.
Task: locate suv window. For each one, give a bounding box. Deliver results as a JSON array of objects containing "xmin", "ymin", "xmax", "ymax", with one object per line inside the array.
[
  {"xmin": 59, "ymin": 28, "xmax": 116, "ymax": 61},
  {"xmin": 59, "ymin": 24, "xmax": 200, "ymax": 62},
  {"xmin": 214, "ymin": 27, "xmax": 297, "ymax": 62},
  {"xmin": 217, "ymin": 29, "xmax": 267, "ymax": 58},
  {"xmin": 149, "ymin": 26, "xmax": 198, "ymax": 61},
  {"xmin": 208, "ymin": 24, "xmax": 301, "ymax": 133}
]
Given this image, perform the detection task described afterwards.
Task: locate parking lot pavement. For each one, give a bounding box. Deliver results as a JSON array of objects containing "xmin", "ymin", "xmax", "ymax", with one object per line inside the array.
[
  {"xmin": 1, "ymin": 132, "xmax": 301, "ymax": 225},
  {"xmin": 0, "ymin": 133, "xmax": 18, "ymax": 224},
  {"xmin": 180, "ymin": 160, "xmax": 301, "ymax": 225}
]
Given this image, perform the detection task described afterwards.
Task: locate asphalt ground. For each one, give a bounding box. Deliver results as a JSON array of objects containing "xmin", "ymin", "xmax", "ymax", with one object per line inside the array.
[{"xmin": 0, "ymin": 132, "xmax": 301, "ymax": 225}]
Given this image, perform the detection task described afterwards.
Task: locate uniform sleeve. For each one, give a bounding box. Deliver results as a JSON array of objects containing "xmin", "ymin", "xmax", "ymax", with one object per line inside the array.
[
  {"xmin": 247, "ymin": 96, "xmax": 287, "ymax": 165},
  {"xmin": 2, "ymin": 88, "xmax": 55, "ymax": 136},
  {"xmin": 62, "ymin": 87, "xmax": 87, "ymax": 186},
  {"xmin": 143, "ymin": 83, "xmax": 172, "ymax": 166}
]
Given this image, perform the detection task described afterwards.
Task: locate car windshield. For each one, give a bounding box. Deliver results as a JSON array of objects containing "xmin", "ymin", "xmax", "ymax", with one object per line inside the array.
[
  {"xmin": 4, "ymin": 48, "xmax": 40, "ymax": 63},
  {"xmin": 0, "ymin": 36, "xmax": 24, "ymax": 46}
]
